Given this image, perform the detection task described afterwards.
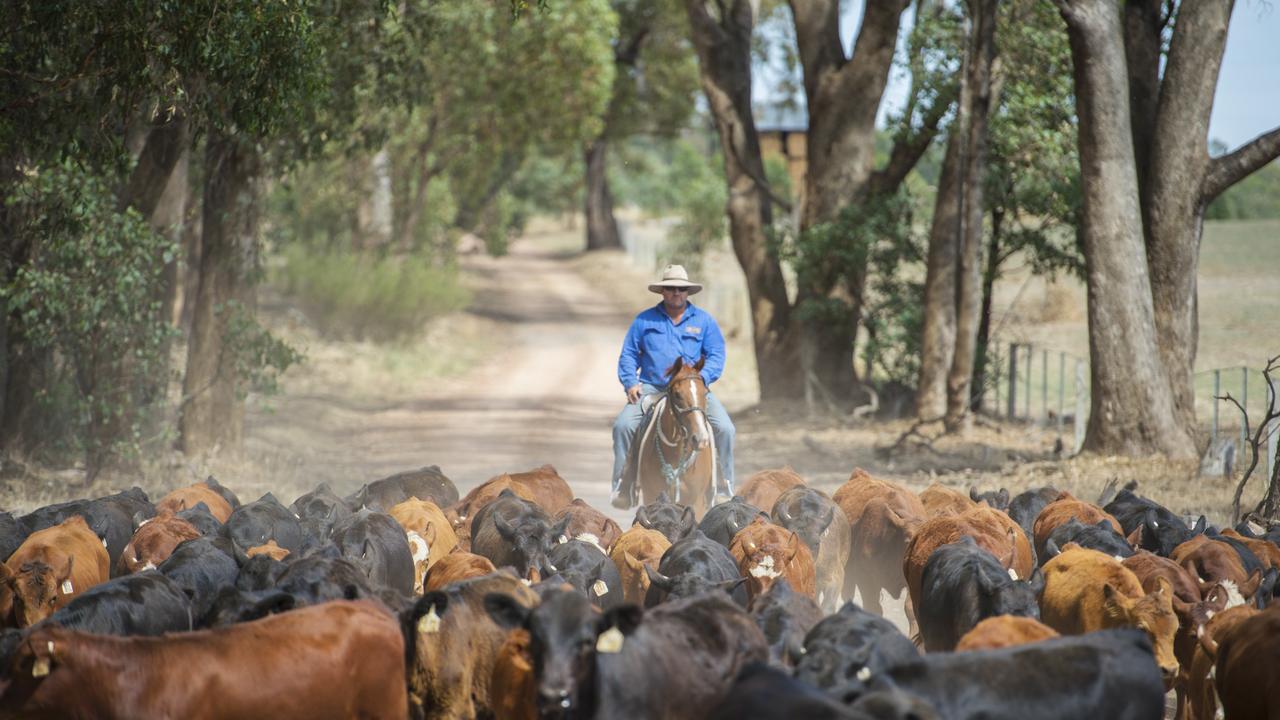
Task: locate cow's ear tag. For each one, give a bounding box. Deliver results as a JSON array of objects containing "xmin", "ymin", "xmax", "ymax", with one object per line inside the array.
[
  {"xmin": 418, "ymin": 605, "xmax": 441, "ymax": 634},
  {"xmin": 596, "ymin": 626, "xmax": 624, "ymax": 654},
  {"xmin": 60, "ymin": 580, "xmax": 73, "ymax": 595},
  {"xmin": 31, "ymin": 658, "xmax": 49, "ymax": 677},
  {"xmin": 592, "ymin": 580, "xmax": 609, "ymax": 597}
]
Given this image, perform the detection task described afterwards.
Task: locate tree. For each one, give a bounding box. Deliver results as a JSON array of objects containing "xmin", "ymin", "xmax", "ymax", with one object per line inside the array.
[
  {"xmin": 1055, "ymin": 0, "xmax": 1280, "ymax": 456},
  {"xmin": 584, "ymin": 0, "xmax": 699, "ymax": 251}
]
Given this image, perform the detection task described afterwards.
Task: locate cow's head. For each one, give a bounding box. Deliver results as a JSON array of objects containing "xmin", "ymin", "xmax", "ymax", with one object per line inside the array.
[
  {"xmin": 772, "ymin": 493, "xmax": 834, "ymax": 555},
  {"xmin": 643, "ymin": 565, "xmax": 744, "ymax": 603},
  {"xmin": 119, "ymin": 511, "xmax": 201, "ymax": 574},
  {"xmin": 633, "ymin": 498, "xmax": 696, "ymax": 544},
  {"xmin": 10, "ymin": 558, "xmax": 74, "ymax": 627},
  {"xmin": 1103, "ymin": 576, "xmax": 1179, "ymax": 685},
  {"xmin": 486, "ymin": 587, "xmax": 634, "ymax": 718},
  {"xmin": 494, "ymin": 513, "xmax": 566, "ymax": 583},
  {"xmin": 988, "ymin": 566, "xmax": 1044, "ymax": 619}
]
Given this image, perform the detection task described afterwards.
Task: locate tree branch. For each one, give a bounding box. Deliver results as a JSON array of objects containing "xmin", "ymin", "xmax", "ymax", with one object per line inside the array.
[
  {"xmin": 869, "ymin": 82, "xmax": 956, "ymax": 196},
  {"xmin": 1203, "ymin": 125, "xmax": 1280, "ymax": 201}
]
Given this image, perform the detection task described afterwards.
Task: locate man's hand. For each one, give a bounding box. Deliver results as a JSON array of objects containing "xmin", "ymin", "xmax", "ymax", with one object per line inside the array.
[{"xmin": 626, "ymin": 385, "xmax": 643, "ymax": 404}]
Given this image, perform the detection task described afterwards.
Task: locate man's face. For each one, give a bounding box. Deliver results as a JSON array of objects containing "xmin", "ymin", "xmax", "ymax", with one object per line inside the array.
[{"xmin": 661, "ymin": 286, "xmax": 689, "ymax": 314}]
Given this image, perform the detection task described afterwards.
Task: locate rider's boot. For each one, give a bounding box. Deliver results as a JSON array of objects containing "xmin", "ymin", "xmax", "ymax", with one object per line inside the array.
[{"xmin": 610, "ymin": 476, "xmax": 636, "ymax": 510}]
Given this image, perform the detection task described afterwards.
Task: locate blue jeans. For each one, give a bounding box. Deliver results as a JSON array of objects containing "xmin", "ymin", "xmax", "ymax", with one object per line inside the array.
[{"xmin": 612, "ymin": 383, "xmax": 735, "ymax": 493}]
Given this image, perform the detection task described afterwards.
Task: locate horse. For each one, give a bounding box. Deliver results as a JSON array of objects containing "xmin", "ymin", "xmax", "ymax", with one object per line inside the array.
[{"xmin": 636, "ymin": 357, "xmax": 717, "ymax": 519}]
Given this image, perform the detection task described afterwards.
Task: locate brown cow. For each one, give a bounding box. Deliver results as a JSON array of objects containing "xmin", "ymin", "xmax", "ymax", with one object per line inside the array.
[
  {"xmin": 245, "ymin": 540, "xmax": 291, "ymax": 562},
  {"xmin": 1185, "ymin": 604, "xmax": 1258, "ymax": 720},
  {"xmin": 954, "ymin": 615, "xmax": 1060, "ymax": 652},
  {"xmin": 424, "ymin": 552, "xmax": 497, "ymax": 593},
  {"xmin": 1039, "ymin": 544, "xmax": 1179, "ymax": 684},
  {"xmin": 1171, "ymin": 536, "xmax": 1261, "ymax": 597},
  {"xmin": 919, "ymin": 482, "xmax": 978, "ymax": 517},
  {"xmin": 903, "ymin": 506, "xmax": 1026, "ymax": 618},
  {"xmin": 608, "ymin": 527, "xmax": 671, "ymax": 605},
  {"xmin": 1213, "ymin": 603, "xmax": 1280, "ymax": 720},
  {"xmin": 156, "ymin": 482, "xmax": 234, "ymax": 523},
  {"xmin": 446, "ymin": 465, "xmax": 573, "ymax": 539},
  {"xmin": 391, "ymin": 498, "xmax": 460, "ymax": 593},
  {"xmin": 0, "ymin": 600, "xmax": 407, "ymax": 719},
  {"xmin": 3, "ymin": 516, "xmax": 110, "ymax": 627},
  {"xmin": 728, "ymin": 517, "xmax": 816, "ymax": 601},
  {"xmin": 1032, "ymin": 492, "xmax": 1123, "ymax": 561},
  {"xmin": 117, "ymin": 510, "xmax": 201, "ymax": 575},
  {"xmin": 737, "ymin": 468, "xmax": 805, "ymax": 514},
  {"xmin": 553, "ymin": 499, "xmax": 623, "ymax": 553},
  {"xmin": 405, "ymin": 572, "xmax": 538, "ymax": 719},
  {"xmin": 490, "ymin": 628, "xmax": 536, "ymax": 720},
  {"xmin": 834, "ymin": 468, "xmax": 926, "ymax": 618},
  {"xmin": 1222, "ymin": 528, "xmax": 1280, "ymax": 571}
]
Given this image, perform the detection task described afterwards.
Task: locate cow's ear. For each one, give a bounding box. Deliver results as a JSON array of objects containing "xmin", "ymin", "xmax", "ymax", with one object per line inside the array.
[
  {"xmin": 1102, "ymin": 583, "xmax": 1130, "ymax": 619},
  {"xmin": 600, "ymin": 604, "xmax": 644, "ymax": 636},
  {"xmin": 1027, "ymin": 567, "xmax": 1046, "ymax": 597},
  {"xmin": 678, "ymin": 506, "xmax": 696, "ymax": 535},
  {"xmin": 1126, "ymin": 524, "xmax": 1143, "ymax": 548},
  {"xmin": 59, "ymin": 556, "xmax": 74, "ymax": 582},
  {"xmin": 634, "ymin": 507, "xmax": 652, "ymax": 530},
  {"xmin": 622, "ymin": 551, "xmax": 643, "ymax": 572},
  {"xmin": 493, "ymin": 513, "xmax": 517, "ymax": 541},
  {"xmin": 693, "ymin": 356, "xmax": 705, "ymax": 372},
  {"xmin": 550, "ymin": 515, "xmax": 573, "ymax": 542},
  {"xmin": 1192, "ymin": 515, "xmax": 1207, "ymax": 534},
  {"xmin": 482, "ymin": 592, "xmax": 527, "ymax": 630},
  {"xmin": 716, "ymin": 576, "xmax": 748, "ymax": 596},
  {"xmin": 997, "ymin": 489, "xmax": 1010, "ymax": 506}
]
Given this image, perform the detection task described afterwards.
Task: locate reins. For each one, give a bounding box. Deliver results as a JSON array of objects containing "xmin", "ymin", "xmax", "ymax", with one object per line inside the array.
[{"xmin": 652, "ymin": 377, "xmax": 709, "ymax": 502}]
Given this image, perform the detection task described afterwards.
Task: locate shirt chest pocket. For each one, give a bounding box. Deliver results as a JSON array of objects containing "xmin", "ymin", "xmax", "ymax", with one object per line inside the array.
[{"xmin": 681, "ymin": 328, "xmax": 703, "ymax": 351}]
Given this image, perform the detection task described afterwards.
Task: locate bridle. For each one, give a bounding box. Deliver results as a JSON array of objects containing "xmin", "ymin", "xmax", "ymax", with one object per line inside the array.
[{"xmin": 653, "ymin": 375, "xmax": 708, "ymax": 501}]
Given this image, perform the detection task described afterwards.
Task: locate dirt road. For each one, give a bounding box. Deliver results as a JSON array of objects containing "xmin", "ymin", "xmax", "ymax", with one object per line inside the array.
[{"xmin": 247, "ymin": 236, "xmax": 636, "ymax": 522}]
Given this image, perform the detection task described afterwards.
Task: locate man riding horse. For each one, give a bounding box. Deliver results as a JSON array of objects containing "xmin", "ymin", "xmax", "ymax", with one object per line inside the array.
[{"xmin": 611, "ymin": 264, "xmax": 735, "ymax": 510}]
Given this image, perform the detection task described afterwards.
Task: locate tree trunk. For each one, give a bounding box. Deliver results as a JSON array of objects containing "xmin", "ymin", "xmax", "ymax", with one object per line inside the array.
[
  {"xmin": 117, "ymin": 113, "xmax": 190, "ymax": 219},
  {"xmin": 916, "ymin": 128, "xmax": 963, "ymax": 420},
  {"xmin": 157, "ymin": 146, "xmax": 191, "ymax": 328},
  {"xmin": 583, "ymin": 136, "xmax": 622, "ymax": 251},
  {"xmin": 945, "ymin": 0, "xmax": 1000, "ymax": 432},
  {"xmin": 1056, "ymin": 0, "xmax": 1194, "ymax": 458},
  {"xmin": 179, "ymin": 130, "xmax": 261, "ymax": 457},
  {"xmin": 971, "ymin": 209, "xmax": 1002, "ymax": 413},
  {"xmin": 683, "ymin": 0, "xmax": 801, "ymax": 401}
]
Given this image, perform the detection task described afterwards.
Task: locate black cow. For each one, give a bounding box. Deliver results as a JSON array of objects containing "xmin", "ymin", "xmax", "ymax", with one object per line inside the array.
[
  {"xmin": 1042, "ymin": 518, "xmax": 1134, "ymax": 564},
  {"xmin": 270, "ymin": 546, "xmax": 379, "ymax": 604},
  {"xmin": 634, "ymin": 493, "xmax": 697, "ymax": 544},
  {"xmin": 345, "ymin": 465, "xmax": 458, "ymax": 511},
  {"xmin": 698, "ymin": 497, "xmax": 767, "ymax": 548},
  {"xmin": 471, "ymin": 490, "xmax": 565, "ymax": 581},
  {"xmin": 202, "ymin": 587, "xmax": 301, "ymax": 627},
  {"xmin": 1006, "ymin": 487, "xmax": 1059, "ymax": 540},
  {"xmin": 918, "ymin": 536, "xmax": 1044, "ymax": 652},
  {"xmin": 38, "ymin": 572, "xmax": 193, "ymax": 636},
  {"xmin": 202, "ymin": 476, "xmax": 242, "ymax": 510},
  {"xmin": 174, "ymin": 502, "xmax": 223, "ymax": 537},
  {"xmin": 747, "ymin": 578, "xmax": 823, "ymax": 667},
  {"xmin": 969, "ymin": 486, "xmax": 1011, "ymax": 512},
  {"xmin": 845, "ymin": 629, "xmax": 1165, "ymax": 720},
  {"xmin": 222, "ymin": 493, "xmax": 306, "ymax": 556},
  {"xmin": 547, "ymin": 540, "xmax": 624, "ymax": 610},
  {"xmin": 330, "ymin": 508, "xmax": 415, "ymax": 596},
  {"xmin": 290, "ymin": 482, "xmax": 352, "ymax": 544},
  {"xmin": 794, "ymin": 601, "xmax": 919, "ymax": 698},
  {"xmin": 1104, "ymin": 485, "xmax": 1200, "ymax": 556},
  {"xmin": 708, "ymin": 663, "xmax": 862, "ymax": 720},
  {"xmin": 156, "ymin": 536, "xmax": 240, "ymax": 620},
  {"xmin": 235, "ymin": 553, "xmax": 288, "ymax": 592},
  {"xmin": 0, "ymin": 513, "xmax": 29, "ymax": 562},
  {"xmin": 772, "ymin": 486, "xmax": 850, "ymax": 612},
  {"xmin": 484, "ymin": 587, "xmax": 767, "ymax": 720},
  {"xmin": 644, "ymin": 531, "xmax": 746, "ymax": 607}
]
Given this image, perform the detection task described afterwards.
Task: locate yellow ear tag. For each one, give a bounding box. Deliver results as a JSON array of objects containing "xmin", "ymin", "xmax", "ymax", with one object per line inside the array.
[
  {"xmin": 596, "ymin": 626, "xmax": 624, "ymax": 654},
  {"xmin": 60, "ymin": 580, "xmax": 73, "ymax": 595},
  {"xmin": 31, "ymin": 658, "xmax": 49, "ymax": 677},
  {"xmin": 418, "ymin": 606, "xmax": 441, "ymax": 634},
  {"xmin": 592, "ymin": 580, "xmax": 609, "ymax": 597}
]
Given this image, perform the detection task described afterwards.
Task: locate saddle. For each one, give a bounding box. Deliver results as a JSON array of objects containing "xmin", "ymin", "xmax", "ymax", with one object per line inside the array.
[{"xmin": 617, "ymin": 394, "xmax": 718, "ymax": 506}]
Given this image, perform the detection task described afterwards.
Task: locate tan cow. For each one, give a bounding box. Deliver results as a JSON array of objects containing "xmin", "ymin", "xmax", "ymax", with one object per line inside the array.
[
  {"xmin": 834, "ymin": 468, "xmax": 926, "ymax": 618},
  {"xmin": 118, "ymin": 510, "xmax": 201, "ymax": 574},
  {"xmin": 424, "ymin": 552, "xmax": 497, "ymax": 593},
  {"xmin": 955, "ymin": 615, "xmax": 1059, "ymax": 652},
  {"xmin": 919, "ymin": 483, "xmax": 978, "ymax": 518},
  {"xmin": 729, "ymin": 517, "xmax": 816, "ymax": 601},
  {"xmin": 156, "ymin": 482, "xmax": 234, "ymax": 523},
  {"xmin": 608, "ymin": 527, "xmax": 671, "ymax": 605},
  {"xmin": 1032, "ymin": 492, "xmax": 1122, "ymax": 560},
  {"xmin": 3, "ymin": 516, "xmax": 110, "ymax": 627},
  {"xmin": 391, "ymin": 498, "xmax": 460, "ymax": 593},
  {"xmin": 737, "ymin": 468, "xmax": 805, "ymax": 514}
]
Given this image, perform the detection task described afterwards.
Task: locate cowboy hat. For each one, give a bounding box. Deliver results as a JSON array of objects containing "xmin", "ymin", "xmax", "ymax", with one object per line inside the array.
[{"xmin": 648, "ymin": 264, "xmax": 703, "ymax": 295}]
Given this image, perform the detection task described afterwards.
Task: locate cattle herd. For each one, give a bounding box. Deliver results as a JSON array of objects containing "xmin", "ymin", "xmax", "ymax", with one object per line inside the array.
[{"xmin": 0, "ymin": 462, "xmax": 1277, "ymax": 719}]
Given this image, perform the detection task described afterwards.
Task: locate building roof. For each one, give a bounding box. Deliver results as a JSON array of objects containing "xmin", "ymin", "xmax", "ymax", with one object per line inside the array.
[{"xmin": 754, "ymin": 103, "xmax": 808, "ymax": 133}]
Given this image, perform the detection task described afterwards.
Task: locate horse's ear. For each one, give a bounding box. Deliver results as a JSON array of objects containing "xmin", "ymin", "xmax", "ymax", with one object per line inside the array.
[
  {"xmin": 694, "ymin": 356, "xmax": 705, "ymax": 372},
  {"xmin": 666, "ymin": 358, "xmax": 684, "ymax": 378}
]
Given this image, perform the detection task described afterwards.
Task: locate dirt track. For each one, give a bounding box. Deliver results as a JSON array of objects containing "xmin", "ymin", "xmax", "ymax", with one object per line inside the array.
[{"xmin": 247, "ymin": 237, "xmax": 635, "ymax": 522}]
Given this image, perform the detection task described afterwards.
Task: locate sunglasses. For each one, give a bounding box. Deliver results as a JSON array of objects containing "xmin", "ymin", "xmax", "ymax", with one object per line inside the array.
[{"xmin": 661, "ymin": 287, "xmax": 690, "ymax": 294}]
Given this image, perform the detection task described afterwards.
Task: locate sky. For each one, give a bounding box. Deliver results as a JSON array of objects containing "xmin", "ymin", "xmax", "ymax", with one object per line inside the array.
[{"xmin": 756, "ymin": 3, "xmax": 1280, "ymax": 150}]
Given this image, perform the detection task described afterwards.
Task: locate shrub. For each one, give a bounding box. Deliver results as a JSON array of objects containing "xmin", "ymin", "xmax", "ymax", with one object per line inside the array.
[{"xmin": 274, "ymin": 248, "xmax": 470, "ymax": 341}]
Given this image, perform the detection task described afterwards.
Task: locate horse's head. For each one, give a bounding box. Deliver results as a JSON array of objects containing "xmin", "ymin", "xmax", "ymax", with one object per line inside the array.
[{"xmin": 664, "ymin": 357, "xmax": 710, "ymax": 449}]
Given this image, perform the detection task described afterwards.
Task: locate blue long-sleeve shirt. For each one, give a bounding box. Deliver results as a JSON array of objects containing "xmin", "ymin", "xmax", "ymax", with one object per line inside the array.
[{"xmin": 617, "ymin": 302, "xmax": 726, "ymax": 389}]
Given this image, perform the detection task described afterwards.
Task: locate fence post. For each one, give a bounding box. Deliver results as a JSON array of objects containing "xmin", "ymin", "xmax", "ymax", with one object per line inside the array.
[
  {"xmin": 1269, "ymin": 383, "xmax": 1277, "ymax": 486},
  {"xmin": 1242, "ymin": 367, "xmax": 1249, "ymax": 456},
  {"xmin": 1212, "ymin": 369, "xmax": 1220, "ymax": 441},
  {"xmin": 1041, "ymin": 349, "xmax": 1048, "ymax": 426},
  {"xmin": 1058, "ymin": 352, "xmax": 1066, "ymax": 430},
  {"xmin": 1074, "ymin": 359, "xmax": 1085, "ymax": 453},
  {"xmin": 1023, "ymin": 344, "xmax": 1032, "ymax": 420},
  {"xmin": 1007, "ymin": 344, "xmax": 1018, "ymax": 418}
]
